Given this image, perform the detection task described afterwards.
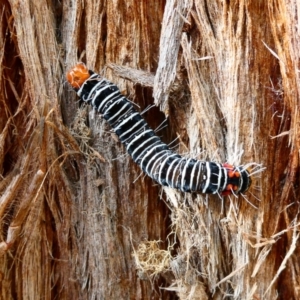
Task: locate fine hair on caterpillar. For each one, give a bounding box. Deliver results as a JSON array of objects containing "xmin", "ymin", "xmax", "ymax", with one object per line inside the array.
[{"xmin": 66, "ymin": 63, "xmax": 255, "ymax": 197}]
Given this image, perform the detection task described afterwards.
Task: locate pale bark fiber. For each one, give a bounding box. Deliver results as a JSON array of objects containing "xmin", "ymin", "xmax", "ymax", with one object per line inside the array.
[{"xmin": 0, "ymin": 0, "xmax": 299, "ymax": 299}]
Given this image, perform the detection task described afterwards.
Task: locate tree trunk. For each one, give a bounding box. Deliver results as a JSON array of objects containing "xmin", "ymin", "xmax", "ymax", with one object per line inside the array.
[{"xmin": 0, "ymin": 0, "xmax": 300, "ymax": 299}]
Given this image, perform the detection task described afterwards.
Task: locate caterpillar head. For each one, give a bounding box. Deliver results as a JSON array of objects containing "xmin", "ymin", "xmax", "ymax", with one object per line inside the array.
[{"xmin": 66, "ymin": 63, "xmax": 91, "ymax": 90}]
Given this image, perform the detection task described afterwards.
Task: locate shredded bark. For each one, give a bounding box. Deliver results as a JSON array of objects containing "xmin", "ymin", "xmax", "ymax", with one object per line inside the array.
[{"xmin": 0, "ymin": 0, "xmax": 300, "ymax": 299}]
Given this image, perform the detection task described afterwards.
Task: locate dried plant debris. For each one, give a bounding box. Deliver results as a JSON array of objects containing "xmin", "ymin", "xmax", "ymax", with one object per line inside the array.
[
  {"xmin": 133, "ymin": 240, "xmax": 171, "ymax": 278},
  {"xmin": 70, "ymin": 105, "xmax": 105, "ymax": 162}
]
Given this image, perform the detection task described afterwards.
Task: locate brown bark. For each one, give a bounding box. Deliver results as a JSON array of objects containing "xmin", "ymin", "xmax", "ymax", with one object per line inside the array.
[{"xmin": 0, "ymin": 0, "xmax": 300, "ymax": 299}]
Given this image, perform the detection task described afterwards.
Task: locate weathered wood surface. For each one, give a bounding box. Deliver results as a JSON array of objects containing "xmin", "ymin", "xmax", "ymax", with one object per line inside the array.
[{"xmin": 0, "ymin": 0, "xmax": 299, "ymax": 299}]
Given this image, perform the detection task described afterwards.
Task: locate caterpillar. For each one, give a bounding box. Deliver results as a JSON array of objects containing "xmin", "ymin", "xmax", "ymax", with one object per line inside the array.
[{"xmin": 66, "ymin": 63, "xmax": 251, "ymax": 195}]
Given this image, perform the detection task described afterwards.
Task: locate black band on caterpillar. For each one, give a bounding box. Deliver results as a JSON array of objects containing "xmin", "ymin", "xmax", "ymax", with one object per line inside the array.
[{"xmin": 66, "ymin": 63, "xmax": 251, "ymax": 195}]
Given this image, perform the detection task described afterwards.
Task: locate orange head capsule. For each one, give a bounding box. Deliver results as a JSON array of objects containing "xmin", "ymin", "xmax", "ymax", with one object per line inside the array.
[{"xmin": 66, "ymin": 63, "xmax": 91, "ymax": 89}]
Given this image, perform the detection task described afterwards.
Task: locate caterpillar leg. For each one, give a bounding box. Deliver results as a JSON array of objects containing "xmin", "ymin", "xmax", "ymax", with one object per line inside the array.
[{"xmin": 221, "ymin": 163, "xmax": 251, "ymax": 196}]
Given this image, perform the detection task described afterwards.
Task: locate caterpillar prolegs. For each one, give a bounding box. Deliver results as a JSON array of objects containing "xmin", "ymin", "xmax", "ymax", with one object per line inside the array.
[{"xmin": 66, "ymin": 63, "xmax": 251, "ymax": 196}]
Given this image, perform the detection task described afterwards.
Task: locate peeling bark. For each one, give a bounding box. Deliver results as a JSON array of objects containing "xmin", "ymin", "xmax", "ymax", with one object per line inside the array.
[{"xmin": 0, "ymin": 0, "xmax": 300, "ymax": 299}]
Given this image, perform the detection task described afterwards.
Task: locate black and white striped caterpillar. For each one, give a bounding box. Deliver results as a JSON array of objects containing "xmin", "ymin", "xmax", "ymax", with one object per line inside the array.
[{"xmin": 66, "ymin": 63, "xmax": 251, "ymax": 195}]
